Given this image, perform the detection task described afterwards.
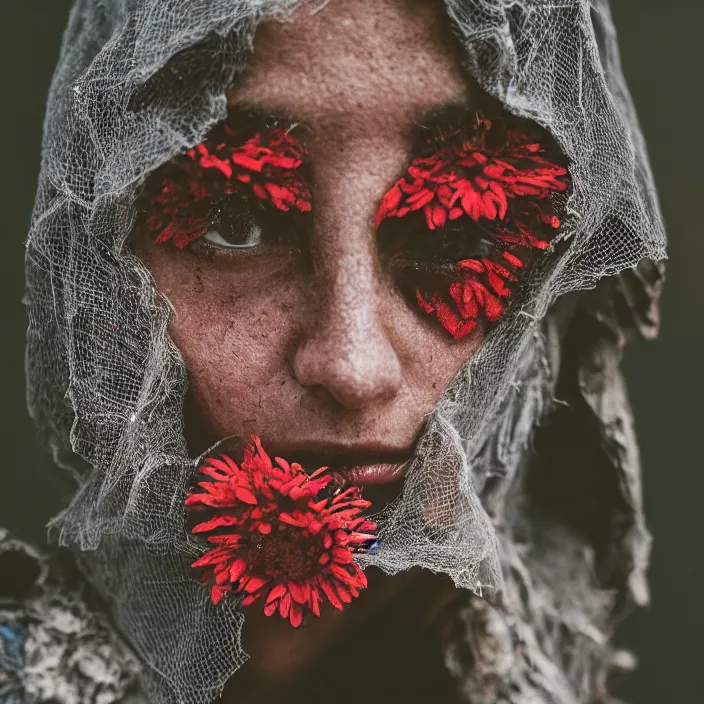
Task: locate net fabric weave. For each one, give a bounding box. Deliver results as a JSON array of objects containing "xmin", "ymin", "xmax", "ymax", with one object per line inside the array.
[{"xmin": 24, "ymin": 1, "xmax": 666, "ymax": 702}]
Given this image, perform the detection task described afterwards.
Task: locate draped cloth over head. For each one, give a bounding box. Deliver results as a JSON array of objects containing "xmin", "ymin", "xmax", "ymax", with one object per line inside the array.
[{"xmin": 25, "ymin": 1, "xmax": 666, "ymax": 702}]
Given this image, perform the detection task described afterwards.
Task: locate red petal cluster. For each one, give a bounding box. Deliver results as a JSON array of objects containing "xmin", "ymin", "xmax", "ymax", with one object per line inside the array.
[
  {"xmin": 417, "ymin": 253, "xmax": 522, "ymax": 339},
  {"xmin": 186, "ymin": 436, "xmax": 377, "ymax": 627},
  {"xmin": 377, "ymin": 117, "xmax": 570, "ymax": 339},
  {"xmin": 146, "ymin": 125, "xmax": 311, "ymax": 248},
  {"xmin": 375, "ymin": 117, "xmax": 568, "ymax": 231}
]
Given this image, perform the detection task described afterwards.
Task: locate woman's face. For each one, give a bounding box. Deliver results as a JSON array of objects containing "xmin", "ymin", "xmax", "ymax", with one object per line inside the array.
[
  {"xmin": 137, "ymin": 0, "xmax": 509, "ymax": 693},
  {"xmin": 141, "ymin": 0, "xmax": 483, "ymax": 476},
  {"xmin": 135, "ymin": 0, "xmax": 572, "ymax": 694}
]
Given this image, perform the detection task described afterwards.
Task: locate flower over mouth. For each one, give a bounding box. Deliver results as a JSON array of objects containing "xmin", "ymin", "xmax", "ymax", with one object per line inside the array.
[{"xmin": 185, "ymin": 436, "xmax": 377, "ymax": 627}]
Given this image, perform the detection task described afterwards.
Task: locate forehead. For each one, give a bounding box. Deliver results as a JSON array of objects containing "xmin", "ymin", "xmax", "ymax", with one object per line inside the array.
[{"xmin": 229, "ymin": 0, "xmax": 472, "ymax": 131}]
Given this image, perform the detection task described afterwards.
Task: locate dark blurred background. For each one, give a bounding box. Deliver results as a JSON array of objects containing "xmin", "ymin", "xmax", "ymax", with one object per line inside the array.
[{"xmin": 1, "ymin": 2, "xmax": 701, "ymax": 702}]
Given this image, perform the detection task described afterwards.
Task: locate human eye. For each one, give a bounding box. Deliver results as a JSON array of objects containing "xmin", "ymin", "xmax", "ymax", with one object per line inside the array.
[
  {"xmin": 185, "ymin": 207, "xmax": 306, "ymax": 259},
  {"xmin": 377, "ymin": 113, "xmax": 570, "ymax": 340},
  {"xmin": 140, "ymin": 116, "xmax": 312, "ymax": 254},
  {"xmin": 200, "ymin": 222, "xmax": 263, "ymax": 250}
]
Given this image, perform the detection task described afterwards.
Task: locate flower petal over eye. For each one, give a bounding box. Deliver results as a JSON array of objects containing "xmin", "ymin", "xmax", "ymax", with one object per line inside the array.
[
  {"xmin": 376, "ymin": 115, "xmax": 570, "ymax": 340},
  {"xmin": 197, "ymin": 145, "xmax": 233, "ymax": 178},
  {"xmin": 425, "ymin": 203, "xmax": 447, "ymax": 230},
  {"xmin": 145, "ymin": 124, "xmax": 312, "ymax": 248}
]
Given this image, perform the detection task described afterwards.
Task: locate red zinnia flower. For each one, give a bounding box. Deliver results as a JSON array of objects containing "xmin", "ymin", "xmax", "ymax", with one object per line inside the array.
[
  {"xmin": 146, "ymin": 125, "xmax": 312, "ymax": 249},
  {"xmin": 185, "ymin": 436, "xmax": 377, "ymax": 628},
  {"xmin": 376, "ymin": 116, "xmax": 570, "ymax": 340},
  {"xmin": 375, "ymin": 117, "xmax": 568, "ymax": 231}
]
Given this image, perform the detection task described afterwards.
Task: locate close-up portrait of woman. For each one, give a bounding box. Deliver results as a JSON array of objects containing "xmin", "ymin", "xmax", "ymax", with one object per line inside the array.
[{"xmin": 1, "ymin": 1, "xmax": 701, "ymax": 703}]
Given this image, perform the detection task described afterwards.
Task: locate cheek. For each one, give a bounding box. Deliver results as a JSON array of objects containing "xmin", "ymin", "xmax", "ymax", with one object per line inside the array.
[
  {"xmin": 140, "ymin": 243, "xmax": 485, "ymax": 448},
  {"xmin": 381, "ymin": 280, "xmax": 486, "ymax": 411},
  {"xmin": 404, "ymin": 325, "xmax": 484, "ymax": 403},
  {"xmin": 144, "ymin": 249, "xmax": 306, "ymax": 437}
]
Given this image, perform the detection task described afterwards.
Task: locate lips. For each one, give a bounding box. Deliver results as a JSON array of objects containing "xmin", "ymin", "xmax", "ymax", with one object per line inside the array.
[
  {"xmin": 340, "ymin": 460, "xmax": 409, "ymax": 485},
  {"xmin": 270, "ymin": 446, "xmax": 412, "ymax": 487}
]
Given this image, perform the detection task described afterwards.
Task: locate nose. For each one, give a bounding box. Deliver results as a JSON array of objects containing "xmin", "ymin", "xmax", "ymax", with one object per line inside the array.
[{"xmin": 292, "ymin": 251, "xmax": 403, "ymax": 410}]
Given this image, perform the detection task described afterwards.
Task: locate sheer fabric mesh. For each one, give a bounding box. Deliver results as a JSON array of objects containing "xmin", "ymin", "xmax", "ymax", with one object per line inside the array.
[{"xmin": 25, "ymin": 1, "xmax": 666, "ymax": 702}]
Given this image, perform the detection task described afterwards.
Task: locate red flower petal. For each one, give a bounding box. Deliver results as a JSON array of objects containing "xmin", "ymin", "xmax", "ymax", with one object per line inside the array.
[
  {"xmin": 382, "ymin": 183, "xmax": 402, "ymax": 211},
  {"xmin": 335, "ymin": 583, "xmax": 352, "ymax": 604},
  {"xmin": 229, "ymin": 559, "xmax": 247, "ymax": 583},
  {"xmin": 212, "ymin": 586, "xmax": 228, "ymax": 605},
  {"xmin": 398, "ymin": 177, "xmax": 424, "ymax": 194},
  {"xmin": 318, "ymin": 576, "xmax": 343, "ymax": 611},
  {"xmin": 461, "ymin": 185, "xmax": 484, "ymax": 221},
  {"xmin": 244, "ymin": 575, "xmax": 268, "ymax": 593},
  {"xmin": 289, "ymin": 602, "xmax": 303, "ymax": 628},
  {"xmin": 454, "ymin": 319, "xmax": 478, "ymax": 339},
  {"xmin": 192, "ymin": 515, "xmax": 241, "ymax": 533},
  {"xmin": 486, "ymin": 270, "xmax": 511, "ymax": 297},
  {"xmin": 457, "ymin": 259, "xmax": 485, "ymax": 273},
  {"xmin": 234, "ymin": 486, "xmax": 258, "ymax": 505},
  {"xmin": 186, "ymin": 436, "xmax": 376, "ymax": 625},
  {"xmin": 192, "ymin": 551, "xmax": 226, "ymax": 569},
  {"xmin": 407, "ymin": 188, "xmax": 435, "ymax": 210},
  {"xmin": 279, "ymin": 592, "xmax": 291, "ymax": 619},
  {"xmin": 198, "ymin": 149, "xmax": 233, "ymax": 179},
  {"xmin": 481, "ymin": 191, "xmax": 498, "ymax": 220},
  {"xmin": 351, "ymin": 562, "xmax": 368, "ymax": 589},
  {"xmin": 266, "ymin": 584, "xmax": 287, "ymax": 604},
  {"xmin": 431, "ymin": 295, "xmax": 462, "ymax": 338},
  {"xmin": 231, "ymin": 152, "xmax": 264, "ymax": 173},
  {"xmin": 502, "ymin": 251, "xmax": 524, "ymax": 269},
  {"xmin": 332, "ymin": 546, "xmax": 354, "ymax": 564},
  {"xmin": 425, "ymin": 203, "xmax": 447, "ymax": 230},
  {"xmin": 416, "ymin": 289, "xmax": 435, "ymax": 314},
  {"xmin": 483, "ymin": 290, "xmax": 504, "ymax": 322},
  {"xmin": 289, "ymin": 582, "xmax": 307, "ymax": 604},
  {"xmin": 330, "ymin": 563, "xmax": 357, "ymax": 588},
  {"xmin": 311, "ymin": 586, "xmax": 321, "ymax": 617}
]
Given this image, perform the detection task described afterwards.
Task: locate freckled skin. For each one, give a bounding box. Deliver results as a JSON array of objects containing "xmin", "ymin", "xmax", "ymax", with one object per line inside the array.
[{"xmin": 139, "ymin": 0, "xmax": 481, "ymax": 698}]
